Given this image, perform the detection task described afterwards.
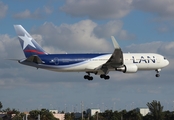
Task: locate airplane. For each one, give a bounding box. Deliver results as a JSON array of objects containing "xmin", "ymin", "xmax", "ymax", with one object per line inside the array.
[{"xmin": 13, "ymin": 25, "xmax": 169, "ymax": 80}]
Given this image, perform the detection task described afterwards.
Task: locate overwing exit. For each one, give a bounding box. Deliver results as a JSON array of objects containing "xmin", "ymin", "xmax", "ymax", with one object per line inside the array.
[{"xmin": 13, "ymin": 25, "xmax": 169, "ymax": 80}]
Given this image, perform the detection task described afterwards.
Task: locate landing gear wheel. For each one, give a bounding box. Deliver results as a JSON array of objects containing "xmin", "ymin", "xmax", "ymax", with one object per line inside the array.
[
  {"xmin": 84, "ymin": 75, "xmax": 89, "ymax": 79},
  {"xmin": 88, "ymin": 76, "xmax": 93, "ymax": 81},
  {"xmin": 100, "ymin": 74, "xmax": 110, "ymax": 80},
  {"xmin": 84, "ymin": 73, "xmax": 93, "ymax": 80},
  {"xmin": 156, "ymin": 74, "xmax": 160, "ymax": 77},
  {"xmin": 100, "ymin": 74, "xmax": 105, "ymax": 78},
  {"xmin": 104, "ymin": 76, "xmax": 110, "ymax": 80},
  {"xmin": 155, "ymin": 69, "xmax": 161, "ymax": 78}
]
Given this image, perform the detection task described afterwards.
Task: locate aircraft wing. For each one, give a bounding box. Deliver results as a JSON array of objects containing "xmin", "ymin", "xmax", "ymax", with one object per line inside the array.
[{"xmin": 99, "ymin": 36, "xmax": 123, "ymax": 73}]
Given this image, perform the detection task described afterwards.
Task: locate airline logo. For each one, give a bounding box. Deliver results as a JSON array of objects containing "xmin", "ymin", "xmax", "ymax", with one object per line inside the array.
[
  {"xmin": 50, "ymin": 58, "xmax": 59, "ymax": 65},
  {"xmin": 132, "ymin": 56, "xmax": 156, "ymax": 63},
  {"xmin": 19, "ymin": 34, "xmax": 36, "ymax": 50}
]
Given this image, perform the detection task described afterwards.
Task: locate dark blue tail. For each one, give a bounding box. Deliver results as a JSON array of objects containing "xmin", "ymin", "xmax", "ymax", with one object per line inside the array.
[{"xmin": 14, "ymin": 25, "xmax": 48, "ymax": 57}]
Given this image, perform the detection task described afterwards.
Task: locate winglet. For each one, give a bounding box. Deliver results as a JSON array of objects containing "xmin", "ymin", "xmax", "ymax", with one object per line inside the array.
[{"xmin": 111, "ymin": 36, "xmax": 120, "ymax": 49}]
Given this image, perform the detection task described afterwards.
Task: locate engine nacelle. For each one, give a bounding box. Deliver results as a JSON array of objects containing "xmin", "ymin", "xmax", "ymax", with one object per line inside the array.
[{"xmin": 116, "ymin": 64, "xmax": 138, "ymax": 73}]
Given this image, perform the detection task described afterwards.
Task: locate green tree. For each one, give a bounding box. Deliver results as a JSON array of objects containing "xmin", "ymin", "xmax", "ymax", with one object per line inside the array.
[
  {"xmin": 124, "ymin": 109, "xmax": 142, "ymax": 120},
  {"xmin": 28, "ymin": 110, "xmax": 40, "ymax": 119},
  {"xmin": 65, "ymin": 113, "xmax": 75, "ymax": 120},
  {"xmin": 112, "ymin": 111, "xmax": 124, "ymax": 120},
  {"xmin": 0, "ymin": 102, "xmax": 2, "ymax": 111},
  {"xmin": 2, "ymin": 108, "xmax": 20, "ymax": 119},
  {"xmin": 28, "ymin": 109, "xmax": 59, "ymax": 120},
  {"xmin": 143, "ymin": 114, "xmax": 152, "ymax": 120},
  {"xmin": 40, "ymin": 109, "xmax": 58, "ymax": 120},
  {"xmin": 102, "ymin": 110, "xmax": 113, "ymax": 119},
  {"xmin": 163, "ymin": 111, "xmax": 171, "ymax": 120},
  {"xmin": 12, "ymin": 114, "xmax": 23, "ymax": 120},
  {"xmin": 147, "ymin": 100, "xmax": 164, "ymax": 120}
]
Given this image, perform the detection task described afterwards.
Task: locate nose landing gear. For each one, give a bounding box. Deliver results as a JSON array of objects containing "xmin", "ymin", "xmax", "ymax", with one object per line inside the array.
[{"xmin": 155, "ymin": 69, "xmax": 161, "ymax": 77}]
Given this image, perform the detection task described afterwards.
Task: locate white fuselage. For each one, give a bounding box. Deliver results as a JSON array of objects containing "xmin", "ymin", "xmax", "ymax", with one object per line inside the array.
[
  {"xmin": 20, "ymin": 53, "xmax": 169, "ymax": 73},
  {"xmin": 14, "ymin": 25, "xmax": 169, "ymax": 79}
]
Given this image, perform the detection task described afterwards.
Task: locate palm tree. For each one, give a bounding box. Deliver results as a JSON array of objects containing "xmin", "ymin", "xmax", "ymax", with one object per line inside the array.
[{"xmin": 147, "ymin": 100, "xmax": 164, "ymax": 120}]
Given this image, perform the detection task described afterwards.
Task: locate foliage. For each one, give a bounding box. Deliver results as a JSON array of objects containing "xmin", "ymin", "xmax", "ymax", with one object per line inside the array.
[
  {"xmin": 147, "ymin": 100, "xmax": 164, "ymax": 120},
  {"xmin": 0, "ymin": 102, "xmax": 2, "ymax": 110},
  {"xmin": 65, "ymin": 113, "xmax": 75, "ymax": 120},
  {"xmin": 3, "ymin": 100, "xmax": 174, "ymax": 120},
  {"xmin": 163, "ymin": 111, "xmax": 174, "ymax": 120},
  {"xmin": 28, "ymin": 109, "xmax": 58, "ymax": 120},
  {"xmin": 124, "ymin": 109, "xmax": 142, "ymax": 120},
  {"xmin": 29, "ymin": 109, "xmax": 40, "ymax": 119},
  {"xmin": 40, "ymin": 109, "xmax": 58, "ymax": 120},
  {"xmin": 12, "ymin": 114, "xmax": 23, "ymax": 120}
]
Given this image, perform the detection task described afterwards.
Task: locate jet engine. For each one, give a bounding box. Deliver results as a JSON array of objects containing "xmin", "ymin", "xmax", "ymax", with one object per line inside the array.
[{"xmin": 116, "ymin": 64, "xmax": 138, "ymax": 73}]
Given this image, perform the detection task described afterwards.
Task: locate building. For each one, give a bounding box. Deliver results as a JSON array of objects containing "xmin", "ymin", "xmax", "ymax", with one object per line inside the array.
[
  {"xmin": 53, "ymin": 113, "xmax": 65, "ymax": 120},
  {"xmin": 49, "ymin": 110, "xmax": 65, "ymax": 120},
  {"xmin": 49, "ymin": 110, "xmax": 58, "ymax": 114},
  {"xmin": 87, "ymin": 108, "xmax": 100, "ymax": 116},
  {"xmin": 136, "ymin": 107, "xmax": 150, "ymax": 116}
]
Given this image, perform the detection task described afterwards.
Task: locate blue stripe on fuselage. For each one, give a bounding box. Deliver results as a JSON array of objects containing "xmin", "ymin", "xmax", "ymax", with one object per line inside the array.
[{"xmin": 38, "ymin": 53, "xmax": 109, "ymax": 66}]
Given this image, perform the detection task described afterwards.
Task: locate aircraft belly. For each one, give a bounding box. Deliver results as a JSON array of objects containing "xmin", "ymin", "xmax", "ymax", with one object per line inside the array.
[
  {"xmin": 136, "ymin": 63, "xmax": 163, "ymax": 70},
  {"xmin": 21, "ymin": 59, "xmax": 107, "ymax": 72}
]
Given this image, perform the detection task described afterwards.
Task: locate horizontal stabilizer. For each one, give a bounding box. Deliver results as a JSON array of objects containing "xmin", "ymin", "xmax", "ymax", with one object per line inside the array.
[
  {"xmin": 6, "ymin": 59, "xmax": 21, "ymax": 64},
  {"xmin": 6, "ymin": 58, "xmax": 20, "ymax": 61}
]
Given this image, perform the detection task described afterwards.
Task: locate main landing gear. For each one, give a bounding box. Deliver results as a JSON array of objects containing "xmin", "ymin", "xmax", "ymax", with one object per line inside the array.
[
  {"xmin": 84, "ymin": 73, "xmax": 93, "ymax": 81},
  {"xmin": 100, "ymin": 74, "xmax": 110, "ymax": 80},
  {"xmin": 155, "ymin": 69, "xmax": 161, "ymax": 77},
  {"xmin": 84, "ymin": 73, "xmax": 110, "ymax": 80}
]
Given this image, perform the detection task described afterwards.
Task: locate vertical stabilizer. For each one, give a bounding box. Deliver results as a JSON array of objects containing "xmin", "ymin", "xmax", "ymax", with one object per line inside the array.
[{"xmin": 14, "ymin": 25, "xmax": 47, "ymax": 57}]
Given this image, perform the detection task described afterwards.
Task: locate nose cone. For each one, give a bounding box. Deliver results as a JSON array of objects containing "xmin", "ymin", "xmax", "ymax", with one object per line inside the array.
[{"xmin": 165, "ymin": 59, "xmax": 169, "ymax": 66}]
